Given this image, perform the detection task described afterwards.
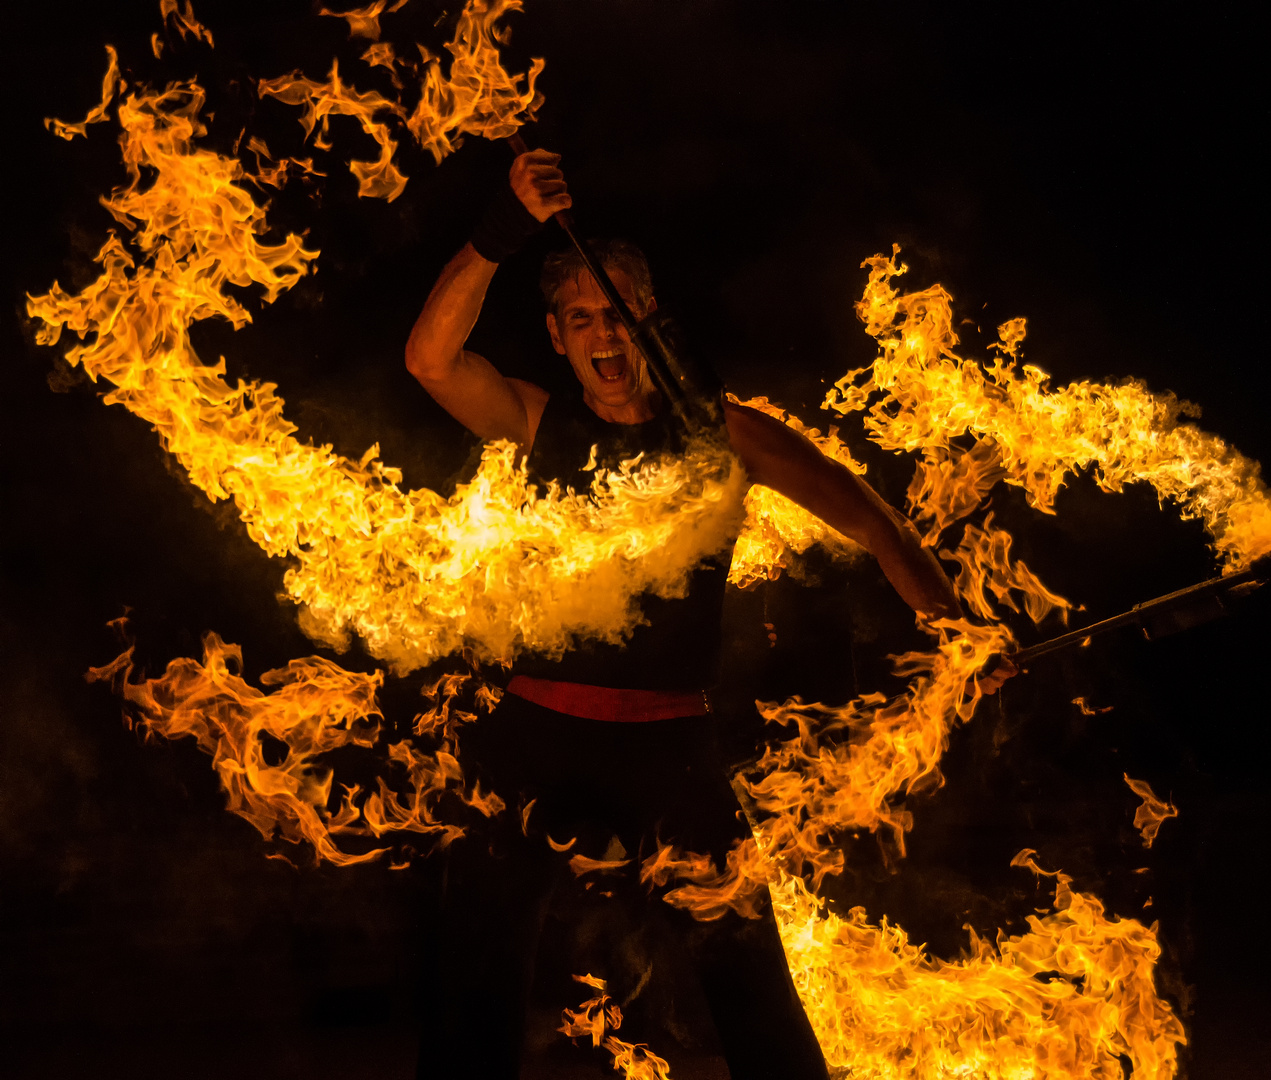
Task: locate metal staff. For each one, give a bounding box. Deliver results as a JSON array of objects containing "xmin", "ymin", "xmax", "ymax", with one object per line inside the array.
[
  {"xmin": 507, "ymin": 133, "xmax": 725, "ymax": 437},
  {"xmin": 1008, "ymin": 560, "xmax": 1268, "ymax": 669}
]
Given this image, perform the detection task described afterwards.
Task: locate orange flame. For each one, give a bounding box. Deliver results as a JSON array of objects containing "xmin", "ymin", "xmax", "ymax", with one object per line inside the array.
[
  {"xmin": 570, "ymin": 854, "xmax": 632, "ymax": 877},
  {"xmin": 559, "ymin": 974, "xmax": 675, "ymax": 1080},
  {"xmin": 1124, "ymin": 774, "xmax": 1179, "ymax": 848},
  {"xmin": 87, "ymin": 631, "xmax": 500, "ymax": 865},
  {"xmin": 44, "ymin": 45, "xmax": 122, "ymax": 141},
  {"xmin": 360, "ymin": 41, "xmax": 405, "ymax": 88},
  {"xmin": 641, "ymin": 255, "xmax": 1211, "ymax": 1074},
  {"xmin": 320, "ymin": 0, "xmax": 410, "ymax": 42},
  {"xmin": 242, "ymin": 135, "xmax": 324, "ymax": 191},
  {"xmin": 160, "ymin": 0, "xmax": 214, "ymax": 49},
  {"xmin": 942, "ymin": 513, "xmax": 1071, "ymax": 625}
]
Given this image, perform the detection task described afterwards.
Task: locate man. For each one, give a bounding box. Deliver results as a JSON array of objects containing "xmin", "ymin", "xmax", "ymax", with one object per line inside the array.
[{"xmin": 406, "ymin": 150, "xmax": 1001, "ymax": 1078}]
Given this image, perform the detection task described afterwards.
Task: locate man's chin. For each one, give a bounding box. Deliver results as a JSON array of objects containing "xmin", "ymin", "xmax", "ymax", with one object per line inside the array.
[{"xmin": 584, "ymin": 374, "xmax": 641, "ymax": 405}]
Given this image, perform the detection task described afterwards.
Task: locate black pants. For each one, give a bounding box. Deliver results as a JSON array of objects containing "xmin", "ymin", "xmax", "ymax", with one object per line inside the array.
[{"xmin": 415, "ymin": 694, "xmax": 829, "ymax": 1079}]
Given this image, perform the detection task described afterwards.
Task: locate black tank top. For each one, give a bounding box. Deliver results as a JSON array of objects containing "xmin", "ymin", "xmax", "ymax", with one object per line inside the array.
[{"xmin": 512, "ymin": 389, "xmax": 735, "ymax": 691}]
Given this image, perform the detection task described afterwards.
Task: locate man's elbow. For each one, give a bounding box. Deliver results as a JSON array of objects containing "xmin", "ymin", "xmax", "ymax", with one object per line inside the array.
[{"xmin": 404, "ymin": 331, "xmax": 447, "ymax": 385}]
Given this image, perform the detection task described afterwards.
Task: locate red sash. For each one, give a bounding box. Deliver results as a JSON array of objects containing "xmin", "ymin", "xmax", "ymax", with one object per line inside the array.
[{"xmin": 506, "ymin": 675, "xmax": 711, "ymax": 723}]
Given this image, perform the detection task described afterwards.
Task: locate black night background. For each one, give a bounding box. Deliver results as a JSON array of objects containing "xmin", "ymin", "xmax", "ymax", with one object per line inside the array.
[{"xmin": 2, "ymin": 2, "xmax": 1267, "ymax": 1078}]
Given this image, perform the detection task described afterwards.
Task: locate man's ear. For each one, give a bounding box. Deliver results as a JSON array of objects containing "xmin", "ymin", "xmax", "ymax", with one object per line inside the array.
[
  {"xmin": 546, "ymin": 311, "xmax": 566, "ymax": 355},
  {"xmin": 646, "ymin": 295, "xmax": 658, "ymax": 314}
]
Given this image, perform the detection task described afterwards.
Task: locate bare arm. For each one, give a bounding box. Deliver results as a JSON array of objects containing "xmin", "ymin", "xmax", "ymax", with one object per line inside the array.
[
  {"xmin": 724, "ymin": 401, "xmax": 961, "ymax": 621},
  {"xmin": 405, "ymin": 242, "xmax": 544, "ymax": 444},
  {"xmin": 404, "ymin": 150, "xmax": 571, "ymax": 447}
]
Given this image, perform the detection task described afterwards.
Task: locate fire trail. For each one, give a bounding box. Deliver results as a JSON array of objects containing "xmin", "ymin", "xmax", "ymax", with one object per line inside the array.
[{"xmin": 25, "ymin": 2, "xmax": 1271, "ymax": 1077}]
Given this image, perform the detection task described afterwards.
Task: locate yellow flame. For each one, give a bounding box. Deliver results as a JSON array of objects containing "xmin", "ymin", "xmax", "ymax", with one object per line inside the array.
[
  {"xmin": 942, "ymin": 514, "xmax": 1071, "ymax": 625},
  {"xmin": 640, "ymin": 252, "xmax": 1227, "ymax": 1075},
  {"xmin": 27, "ymin": 52, "xmax": 748, "ymax": 678},
  {"xmin": 406, "ymin": 0, "xmax": 545, "ymax": 163},
  {"xmin": 726, "ymin": 394, "xmax": 868, "ymax": 588},
  {"xmin": 772, "ymin": 852, "xmax": 1184, "ymax": 1079},
  {"xmin": 259, "ymin": 59, "xmax": 409, "ymax": 200},
  {"xmin": 1124, "ymin": 775, "xmax": 1179, "ymax": 849},
  {"xmin": 242, "ymin": 135, "xmax": 324, "ymax": 191},
  {"xmin": 641, "ymin": 619, "xmax": 1013, "ymax": 925},
  {"xmin": 263, "ymin": 0, "xmax": 543, "ymax": 200},
  {"xmin": 559, "ymin": 973, "xmax": 675, "ymax": 1080},
  {"xmin": 827, "ymin": 245, "xmax": 1271, "ymax": 571}
]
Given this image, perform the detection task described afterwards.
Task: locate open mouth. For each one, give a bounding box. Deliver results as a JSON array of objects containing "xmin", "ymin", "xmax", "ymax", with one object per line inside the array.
[{"xmin": 591, "ymin": 348, "xmax": 627, "ymax": 382}]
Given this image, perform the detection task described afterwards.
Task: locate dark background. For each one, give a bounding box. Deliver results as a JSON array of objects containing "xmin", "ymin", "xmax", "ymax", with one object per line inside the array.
[{"xmin": 2, "ymin": 2, "xmax": 1266, "ymax": 1077}]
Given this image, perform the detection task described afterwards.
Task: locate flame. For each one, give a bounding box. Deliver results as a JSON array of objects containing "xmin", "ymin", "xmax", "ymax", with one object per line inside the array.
[
  {"xmin": 261, "ymin": 0, "xmax": 543, "ymax": 200},
  {"xmin": 27, "ymin": 40, "xmax": 748, "ymax": 678},
  {"xmin": 44, "ymin": 45, "xmax": 122, "ymax": 141},
  {"xmin": 726, "ymin": 395, "xmax": 868, "ymax": 588},
  {"xmin": 406, "ymin": 0, "xmax": 545, "ymax": 163},
  {"xmin": 942, "ymin": 514, "xmax": 1071, "ymax": 625},
  {"xmin": 559, "ymin": 974, "xmax": 675, "ymax": 1080},
  {"xmin": 1124, "ymin": 775, "xmax": 1179, "ymax": 848},
  {"xmin": 258, "ymin": 60, "xmax": 409, "ymax": 200},
  {"xmin": 86, "ymin": 630, "xmax": 500, "ymax": 865},
  {"xmin": 360, "ymin": 41, "xmax": 405, "ymax": 88},
  {"xmin": 160, "ymin": 0, "xmax": 214, "ymax": 49},
  {"xmin": 30, "ymin": 7, "xmax": 1214, "ymax": 1074},
  {"xmin": 826, "ymin": 245, "xmax": 1271, "ymax": 572},
  {"xmin": 570, "ymin": 854, "xmax": 632, "ymax": 877},
  {"xmin": 641, "ymin": 619, "xmax": 1013, "ymax": 924},
  {"xmin": 320, "ymin": 0, "xmax": 410, "ymax": 42},
  {"xmin": 642, "ymin": 253, "xmax": 1224, "ymax": 1074},
  {"xmin": 242, "ymin": 135, "xmax": 324, "ymax": 192},
  {"xmin": 767, "ymin": 853, "xmax": 1184, "ymax": 1079}
]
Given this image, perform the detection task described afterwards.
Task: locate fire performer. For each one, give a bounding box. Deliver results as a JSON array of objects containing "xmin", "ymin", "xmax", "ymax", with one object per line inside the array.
[{"xmin": 405, "ymin": 149, "xmax": 1009, "ymax": 1078}]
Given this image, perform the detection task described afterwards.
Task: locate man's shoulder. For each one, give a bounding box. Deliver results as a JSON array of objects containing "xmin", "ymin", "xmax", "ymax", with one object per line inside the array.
[{"xmin": 722, "ymin": 399, "xmax": 826, "ymax": 491}]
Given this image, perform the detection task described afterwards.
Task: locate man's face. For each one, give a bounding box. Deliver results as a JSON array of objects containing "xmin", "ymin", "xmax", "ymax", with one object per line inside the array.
[{"xmin": 546, "ymin": 267, "xmax": 656, "ymax": 411}]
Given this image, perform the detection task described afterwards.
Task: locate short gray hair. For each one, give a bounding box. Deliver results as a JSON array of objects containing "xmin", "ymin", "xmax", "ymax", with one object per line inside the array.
[{"xmin": 540, "ymin": 239, "xmax": 653, "ymax": 316}]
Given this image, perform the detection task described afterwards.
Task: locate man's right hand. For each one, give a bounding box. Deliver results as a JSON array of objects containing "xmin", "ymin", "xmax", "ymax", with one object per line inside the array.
[{"xmin": 510, "ymin": 149, "xmax": 572, "ymax": 222}]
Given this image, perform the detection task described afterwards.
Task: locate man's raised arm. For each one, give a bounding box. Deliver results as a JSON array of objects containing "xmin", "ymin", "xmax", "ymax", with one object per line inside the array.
[{"xmin": 404, "ymin": 149, "xmax": 571, "ymax": 446}]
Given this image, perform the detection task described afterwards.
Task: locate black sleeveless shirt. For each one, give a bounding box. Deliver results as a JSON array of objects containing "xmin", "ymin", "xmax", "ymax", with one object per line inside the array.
[{"xmin": 512, "ymin": 388, "xmax": 736, "ymax": 692}]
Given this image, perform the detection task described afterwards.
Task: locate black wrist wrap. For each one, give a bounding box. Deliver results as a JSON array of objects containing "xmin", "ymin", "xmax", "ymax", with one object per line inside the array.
[{"xmin": 470, "ymin": 181, "xmax": 545, "ymax": 262}]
